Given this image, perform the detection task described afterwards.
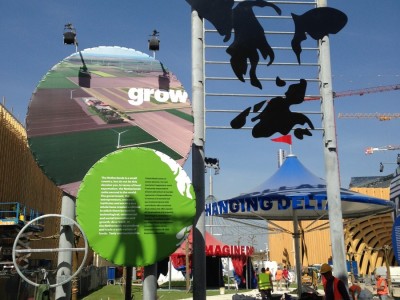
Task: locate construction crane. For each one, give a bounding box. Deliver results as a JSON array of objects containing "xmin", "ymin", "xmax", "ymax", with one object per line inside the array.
[
  {"xmin": 304, "ymin": 83, "xmax": 400, "ymax": 101},
  {"xmin": 338, "ymin": 113, "xmax": 400, "ymax": 121},
  {"xmin": 365, "ymin": 145, "xmax": 400, "ymax": 155}
]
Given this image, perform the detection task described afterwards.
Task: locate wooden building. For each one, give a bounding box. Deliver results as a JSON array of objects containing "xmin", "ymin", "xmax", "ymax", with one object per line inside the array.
[{"xmin": 0, "ymin": 103, "xmax": 63, "ymax": 268}]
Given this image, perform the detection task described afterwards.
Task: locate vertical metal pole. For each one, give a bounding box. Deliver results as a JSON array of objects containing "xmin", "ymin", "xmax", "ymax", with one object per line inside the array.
[
  {"xmin": 318, "ymin": 0, "xmax": 348, "ymax": 286},
  {"xmin": 246, "ymin": 257, "xmax": 249, "ymax": 289},
  {"xmin": 191, "ymin": 7, "xmax": 206, "ymax": 300},
  {"xmin": 168, "ymin": 259, "xmax": 172, "ymax": 290},
  {"xmin": 125, "ymin": 267, "xmax": 133, "ymax": 300},
  {"xmin": 209, "ymin": 173, "xmax": 213, "ymax": 235},
  {"xmin": 56, "ymin": 193, "xmax": 75, "ymax": 300},
  {"xmin": 143, "ymin": 265, "xmax": 157, "ymax": 300},
  {"xmin": 293, "ymin": 211, "xmax": 302, "ymax": 298},
  {"xmin": 186, "ymin": 240, "xmax": 191, "ymax": 291}
]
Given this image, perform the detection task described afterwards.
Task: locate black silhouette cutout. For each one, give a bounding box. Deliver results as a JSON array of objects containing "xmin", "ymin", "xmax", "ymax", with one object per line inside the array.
[
  {"xmin": 291, "ymin": 7, "xmax": 347, "ymax": 64},
  {"xmin": 227, "ymin": 0, "xmax": 281, "ymax": 89},
  {"xmin": 276, "ymin": 76, "xmax": 286, "ymax": 87},
  {"xmin": 186, "ymin": 0, "xmax": 281, "ymax": 89},
  {"xmin": 185, "ymin": 0, "xmax": 234, "ymax": 42},
  {"xmin": 184, "ymin": 1, "xmax": 347, "ymax": 142},
  {"xmin": 231, "ymin": 107, "xmax": 251, "ymax": 129},
  {"xmin": 253, "ymin": 100, "xmax": 266, "ymax": 113},
  {"xmin": 231, "ymin": 79, "xmax": 314, "ymax": 140}
]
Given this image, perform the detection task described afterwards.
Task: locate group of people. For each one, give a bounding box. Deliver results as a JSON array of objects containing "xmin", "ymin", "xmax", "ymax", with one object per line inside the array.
[
  {"xmin": 321, "ymin": 263, "xmax": 390, "ymax": 300},
  {"xmin": 257, "ymin": 266, "xmax": 292, "ymax": 300},
  {"xmin": 257, "ymin": 263, "xmax": 390, "ymax": 300},
  {"xmin": 275, "ymin": 266, "xmax": 292, "ymax": 291}
]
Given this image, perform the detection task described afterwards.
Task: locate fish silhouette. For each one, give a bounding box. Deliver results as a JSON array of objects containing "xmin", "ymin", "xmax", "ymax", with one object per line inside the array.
[
  {"xmin": 185, "ymin": 0, "xmax": 234, "ymax": 42},
  {"xmin": 291, "ymin": 7, "xmax": 347, "ymax": 64},
  {"xmin": 226, "ymin": 0, "xmax": 281, "ymax": 89}
]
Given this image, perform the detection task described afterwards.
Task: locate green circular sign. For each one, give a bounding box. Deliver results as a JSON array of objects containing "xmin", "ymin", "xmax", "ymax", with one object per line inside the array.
[{"xmin": 76, "ymin": 147, "xmax": 195, "ymax": 266}]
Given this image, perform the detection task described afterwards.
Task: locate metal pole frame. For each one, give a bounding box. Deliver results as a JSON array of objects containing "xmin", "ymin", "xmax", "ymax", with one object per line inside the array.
[
  {"xmin": 318, "ymin": 0, "xmax": 348, "ymax": 286},
  {"xmin": 191, "ymin": 7, "xmax": 207, "ymax": 300},
  {"xmin": 55, "ymin": 193, "xmax": 76, "ymax": 299}
]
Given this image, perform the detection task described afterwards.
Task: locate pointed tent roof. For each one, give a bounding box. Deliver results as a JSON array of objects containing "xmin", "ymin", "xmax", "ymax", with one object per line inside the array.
[
  {"xmin": 211, "ymin": 154, "xmax": 394, "ymax": 220},
  {"xmin": 171, "ymin": 229, "xmax": 227, "ymax": 257},
  {"xmin": 171, "ymin": 228, "xmax": 253, "ymax": 257},
  {"xmin": 248, "ymin": 154, "xmax": 326, "ymax": 194}
]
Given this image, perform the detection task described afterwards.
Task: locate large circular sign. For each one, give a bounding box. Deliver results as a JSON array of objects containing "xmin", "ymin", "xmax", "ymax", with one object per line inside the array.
[
  {"xmin": 76, "ymin": 147, "xmax": 196, "ymax": 266},
  {"xmin": 26, "ymin": 46, "xmax": 194, "ymax": 197}
]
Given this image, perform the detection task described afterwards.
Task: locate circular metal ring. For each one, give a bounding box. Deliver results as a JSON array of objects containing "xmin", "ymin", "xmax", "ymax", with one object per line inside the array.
[{"xmin": 12, "ymin": 214, "xmax": 88, "ymax": 288}]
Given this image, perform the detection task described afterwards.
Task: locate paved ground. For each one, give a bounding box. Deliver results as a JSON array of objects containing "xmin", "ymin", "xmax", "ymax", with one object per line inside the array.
[{"xmin": 179, "ymin": 287, "xmax": 326, "ymax": 300}]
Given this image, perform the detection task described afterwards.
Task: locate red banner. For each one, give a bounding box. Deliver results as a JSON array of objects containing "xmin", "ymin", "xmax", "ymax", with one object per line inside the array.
[{"xmin": 271, "ymin": 135, "xmax": 292, "ymax": 145}]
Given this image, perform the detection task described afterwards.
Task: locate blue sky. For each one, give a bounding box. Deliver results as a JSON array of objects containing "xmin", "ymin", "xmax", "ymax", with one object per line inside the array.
[{"xmin": 1, "ymin": 0, "xmax": 399, "ymax": 206}]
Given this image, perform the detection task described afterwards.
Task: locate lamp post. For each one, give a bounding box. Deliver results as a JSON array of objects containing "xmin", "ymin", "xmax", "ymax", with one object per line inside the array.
[
  {"xmin": 63, "ymin": 23, "xmax": 78, "ymax": 53},
  {"xmin": 205, "ymin": 157, "xmax": 220, "ymax": 235},
  {"xmin": 380, "ymin": 155, "xmax": 400, "ymax": 172},
  {"xmin": 57, "ymin": 24, "xmax": 80, "ymax": 300},
  {"xmin": 148, "ymin": 30, "xmax": 160, "ymax": 59}
]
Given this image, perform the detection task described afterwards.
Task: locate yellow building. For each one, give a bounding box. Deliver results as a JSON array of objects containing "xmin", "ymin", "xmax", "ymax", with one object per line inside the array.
[{"xmin": 0, "ymin": 103, "xmax": 62, "ymax": 267}]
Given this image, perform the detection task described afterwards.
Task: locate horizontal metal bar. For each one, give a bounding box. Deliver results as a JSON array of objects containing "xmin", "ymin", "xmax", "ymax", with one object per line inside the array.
[
  {"xmin": 206, "ymin": 93, "xmax": 281, "ymax": 98},
  {"xmin": 255, "ymin": 15, "xmax": 293, "ymax": 19},
  {"xmin": 205, "ymin": 45, "xmax": 319, "ymax": 51},
  {"xmin": 205, "ymin": 29, "xmax": 295, "ymax": 35},
  {"xmin": 207, "ymin": 126, "xmax": 252, "ymax": 130},
  {"xmin": 234, "ymin": 0, "xmax": 317, "ymax": 4},
  {"xmin": 206, "ymin": 109, "xmax": 323, "ymax": 114},
  {"xmin": 205, "ymin": 60, "xmax": 319, "ymax": 67},
  {"xmin": 15, "ymin": 248, "xmax": 86, "ymax": 253},
  {"xmin": 206, "ymin": 126, "xmax": 323, "ymax": 130},
  {"xmin": 205, "ymin": 92, "xmax": 321, "ymax": 98},
  {"xmin": 205, "ymin": 76, "xmax": 319, "ymax": 82}
]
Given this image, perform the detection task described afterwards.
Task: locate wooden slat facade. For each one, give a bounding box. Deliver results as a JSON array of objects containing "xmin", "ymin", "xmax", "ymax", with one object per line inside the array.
[{"xmin": 0, "ymin": 103, "xmax": 63, "ymax": 266}]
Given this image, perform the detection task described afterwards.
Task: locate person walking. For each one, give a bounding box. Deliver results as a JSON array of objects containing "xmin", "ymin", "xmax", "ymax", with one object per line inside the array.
[
  {"xmin": 349, "ymin": 280, "xmax": 362, "ymax": 300},
  {"xmin": 320, "ymin": 263, "xmax": 350, "ymax": 300},
  {"xmin": 312, "ymin": 268, "xmax": 319, "ymax": 290},
  {"xmin": 282, "ymin": 265, "xmax": 290, "ymax": 290},
  {"xmin": 258, "ymin": 267, "xmax": 274, "ymax": 300},
  {"xmin": 275, "ymin": 266, "xmax": 283, "ymax": 291},
  {"xmin": 375, "ymin": 273, "xmax": 389, "ymax": 300}
]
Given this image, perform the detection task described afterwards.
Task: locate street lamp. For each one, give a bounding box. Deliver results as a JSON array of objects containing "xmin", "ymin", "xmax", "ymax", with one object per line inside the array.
[
  {"xmin": 63, "ymin": 23, "xmax": 78, "ymax": 53},
  {"xmin": 205, "ymin": 157, "xmax": 220, "ymax": 175},
  {"xmin": 148, "ymin": 30, "xmax": 160, "ymax": 59},
  {"xmin": 379, "ymin": 155, "xmax": 400, "ymax": 172},
  {"xmin": 205, "ymin": 157, "xmax": 220, "ymax": 235},
  {"xmin": 63, "ymin": 23, "xmax": 90, "ymax": 88}
]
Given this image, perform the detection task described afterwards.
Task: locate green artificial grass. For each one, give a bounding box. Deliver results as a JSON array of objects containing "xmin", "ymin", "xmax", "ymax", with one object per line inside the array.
[{"xmin": 79, "ymin": 284, "xmax": 246, "ymax": 300}]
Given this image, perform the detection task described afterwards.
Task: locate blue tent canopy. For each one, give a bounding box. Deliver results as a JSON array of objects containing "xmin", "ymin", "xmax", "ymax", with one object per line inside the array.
[{"xmin": 207, "ymin": 154, "xmax": 394, "ymax": 220}]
